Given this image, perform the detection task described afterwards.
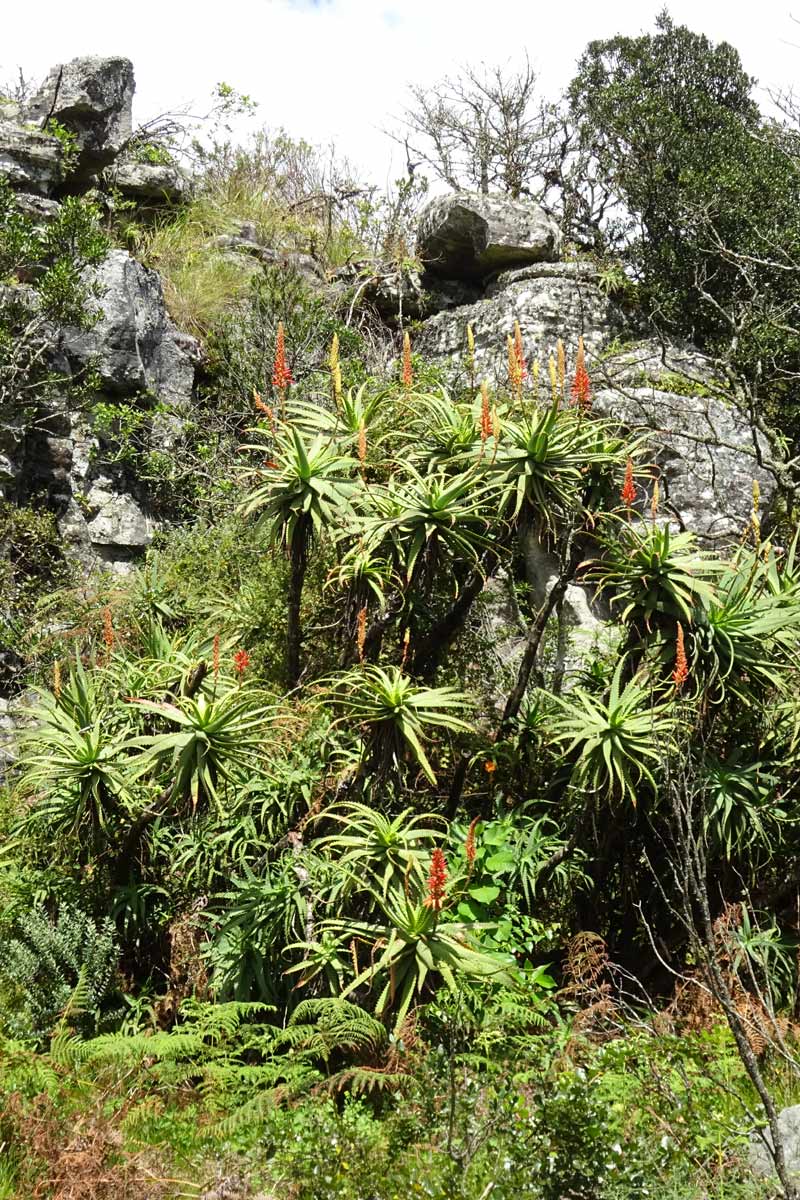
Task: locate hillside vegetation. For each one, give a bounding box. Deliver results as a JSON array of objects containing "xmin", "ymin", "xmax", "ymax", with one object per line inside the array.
[{"xmin": 2, "ymin": 15, "xmax": 800, "ymax": 1200}]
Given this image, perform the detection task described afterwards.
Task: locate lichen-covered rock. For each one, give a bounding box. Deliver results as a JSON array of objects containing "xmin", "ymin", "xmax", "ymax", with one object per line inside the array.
[
  {"xmin": 22, "ymin": 56, "xmax": 134, "ymax": 179},
  {"xmin": 0, "ymin": 121, "xmax": 63, "ymax": 194},
  {"xmin": 12, "ymin": 192, "xmax": 61, "ymax": 222},
  {"xmin": 62, "ymin": 249, "xmax": 199, "ymax": 403},
  {"xmin": 416, "ymin": 261, "xmax": 619, "ymax": 386},
  {"xmin": 113, "ymin": 159, "xmax": 188, "ymax": 204},
  {"xmin": 592, "ymin": 340, "xmax": 775, "ymax": 545},
  {"xmin": 748, "ymin": 1105, "xmax": 800, "ymax": 1180},
  {"xmin": 416, "ymin": 192, "xmax": 561, "ymax": 281}
]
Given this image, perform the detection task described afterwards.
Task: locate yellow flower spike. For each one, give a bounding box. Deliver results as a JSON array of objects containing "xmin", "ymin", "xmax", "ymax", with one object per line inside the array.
[
  {"xmin": 532, "ymin": 358, "xmax": 540, "ymax": 400},
  {"xmin": 557, "ymin": 338, "xmax": 566, "ymax": 397},
  {"xmin": 53, "ymin": 659, "xmax": 62, "ymax": 698},
  {"xmin": 751, "ymin": 478, "xmax": 761, "ymax": 545},
  {"xmin": 465, "ymin": 323, "xmax": 475, "ymax": 380},
  {"xmin": 329, "ymin": 332, "xmax": 342, "ymax": 410},
  {"xmin": 651, "ymin": 477, "xmax": 660, "ymax": 522},
  {"xmin": 548, "ymin": 353, "xmax": 558, "ymax": 403},
  {"xmin": 507, "ymin": 334, "xmax": 518, "ymax": 390}
]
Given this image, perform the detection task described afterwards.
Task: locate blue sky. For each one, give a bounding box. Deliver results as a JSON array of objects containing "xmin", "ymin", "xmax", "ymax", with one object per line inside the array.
[{"xmin": 3, "ymin": 0, "xmax": 800, "ymax": 184}]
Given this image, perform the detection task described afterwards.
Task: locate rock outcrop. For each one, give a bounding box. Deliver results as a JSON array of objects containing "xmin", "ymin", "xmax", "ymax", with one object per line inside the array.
[
  {"xmin": 22, "ymin": 56, "xmax": 135, "ymax": 180},
  {"xmin": 593, "ymin": 340, "xmax": 773, "ymax": 545},
  {"xmin": 4, "ymin": 250, "xmax": 199, "ymax": 572},
  {"xmin": 0, "ymin": 55, "xmax": 179, "ymax": 206},
  {"xmin": 416, "ymin": 261, "xmax": 620, "ymax": 387},
  {"xmin": 411, "ymin": 196, "xmax": 776, "ymax": 547},
  {"xmin": 417, "ymin": 193, "xmax": 561, "ymax": 280}
]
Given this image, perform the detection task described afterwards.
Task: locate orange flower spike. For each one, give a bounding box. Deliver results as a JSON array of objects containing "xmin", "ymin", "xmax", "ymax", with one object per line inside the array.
[
  {"xmin": 254, "ymin": 390, "xmax": 277, "ymax": 431},
  {"xmin": 465, "ymin": 815, "xmax": 480, "ymax": 870},
  {"xmin": 621, "ymin": 459, "xmax": 636, "ymax": 508},
  {"xmin": 356, "ymin": 605, "xmax": 367, "ymax": 663},
  {"xmin": 102, "ymin": 606, "xmax": 114, "ymax": 653},
  {"xmin": 401, "ymin": 330, "xmax": 413, "ymax": 391},
  {"xmin": 271, "ymin": 321, "xmax": 293, "ymax": 391},
  {"xmin": 424, "ymin": 847, "xmax": 448, "ymax": 913},
  {"xmin": 673, "ymin": 622, "xmax": 689, "ymax": 691},
  {"xmin": 570, "ymin": 335, "xmax": 591, "ymax": 410},
  {"xmin": 212, "ymin": 632, "xmax": 221, "ymax": 678}
]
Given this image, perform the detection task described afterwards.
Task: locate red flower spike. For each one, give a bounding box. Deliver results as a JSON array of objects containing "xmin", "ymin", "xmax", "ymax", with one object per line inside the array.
[
  {"xmin": 233, "ymin": 648, "xmax": 251, "ymax": 677},
  {"xmin": 424, "ymin": 847, "xmax": 448, "ymax": 913},
  {"xmin": 621, "ymin": 459, "xmax": 636, "ymax": 508},
  {"xmin": 570, "ymin": 335, "xmax": 591, "ymax": 410}
]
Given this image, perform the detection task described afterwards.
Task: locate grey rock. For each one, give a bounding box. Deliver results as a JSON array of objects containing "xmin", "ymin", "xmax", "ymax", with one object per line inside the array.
[
  {"xmin": 416, "ymin": 192, "xmax": 561, "ymax": 281},
  {"xmin": 749, "ymin": 1105, "xmax": 800, "ymax": 1179},
  {"xmin": 62, "ymin": 249, "xmax": 199, "ymax": 403},
  {"xmin": 84, "ymin": 480, "xmax": 153, "ymax": 546},
  {"xmin": 592, "ymin": 340, "xmax": 775, "ymax": 545},
  {"xmin": 416, "ymin": 263, "xmax": 619, "ymax": 386},
  {"xmin": 13, "ymin": 192, "xmax": 61, "ymax": 222},
  {"xmin": 113, "ymin": 159, "xmax": 188, "ymax": 204},
  {"xmin": 0, "ymin": 120, "xmax": 63, "ymax": 193},
  {"xmin": 22, "ymin": 56, "xmax": 134, "ymax": 179},
  {"xmin": 485, "ymin": 259, "xmax": 600, "ymax": 296}
]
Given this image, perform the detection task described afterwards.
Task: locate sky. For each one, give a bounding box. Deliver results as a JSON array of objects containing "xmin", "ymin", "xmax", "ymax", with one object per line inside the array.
[{"xmin": 2, "ymin": 0, "xmax": 800, "ymax": 185}]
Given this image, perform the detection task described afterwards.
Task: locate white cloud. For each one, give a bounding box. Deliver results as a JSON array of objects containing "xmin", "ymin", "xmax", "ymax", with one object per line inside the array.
[{"xmin": 2, "ymin": 0, "xmax": 799, "ymax": 184}]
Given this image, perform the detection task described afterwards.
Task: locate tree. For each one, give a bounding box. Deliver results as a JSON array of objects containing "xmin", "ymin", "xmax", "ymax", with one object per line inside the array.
[
  {"xmin": 398, "ymin": 58, "xmax": 546, "ymax": 198},
  {"xmin": 565, "ymin": 10, "xmax": 800, "ymax": 445}
]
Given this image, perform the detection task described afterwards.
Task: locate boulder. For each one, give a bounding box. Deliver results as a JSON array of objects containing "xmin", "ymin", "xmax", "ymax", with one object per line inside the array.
[
  {"xmin": 61, "ymin": 249, "xmax": 199, "ymax": 403},
  {"xmin": 592, "ymin": 340, "xmax": 775, "ymax": 545},
  {"xmin": 749, "ymin": 1105, "xmax": 800, "ymax": 1180},
  {"xmin": 416, "ymin": 261, "xmax": 619, "ymax": 387},
  {"xmin": 12, "ymin": 192, "xmax": 61, "ymax": 222},
  {"xmin": 416, "ymin": 192, "xmax": 561, "ymax": 281},
  {"xmin": 22, "ymin": 56, "xmax": 134, "ymax": 179},
  {"xmin": 113, "ymin": 159, "xmax": 188, "ymax": 204},
  {"xmin": 0, "ymin": 121, "xmax": 63, "ymax": 194}
]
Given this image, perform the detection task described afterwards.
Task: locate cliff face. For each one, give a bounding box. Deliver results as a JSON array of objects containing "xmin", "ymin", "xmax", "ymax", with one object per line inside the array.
[{"xmin": 0, "ymin": 57, "xmax": 197, "ymax": 572}]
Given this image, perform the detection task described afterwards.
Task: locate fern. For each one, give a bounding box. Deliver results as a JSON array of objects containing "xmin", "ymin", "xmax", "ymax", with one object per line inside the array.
[{"xmin": 0, "ymin": 903, "xmax": 119, "ymax": 1044}]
